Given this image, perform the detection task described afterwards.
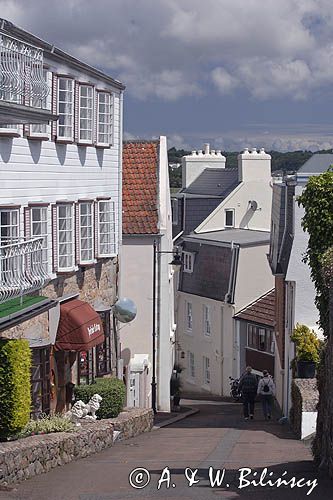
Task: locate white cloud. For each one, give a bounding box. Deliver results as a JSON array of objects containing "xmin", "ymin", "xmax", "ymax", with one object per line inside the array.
[{"xmin": 0, "ymin": 0, "xmax": 333, "ymax": 101}]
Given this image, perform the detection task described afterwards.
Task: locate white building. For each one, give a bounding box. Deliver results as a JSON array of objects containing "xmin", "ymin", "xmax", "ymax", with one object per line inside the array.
[
  {"xmin": 120, "ymin": 137, "xmax": 176, "ymax": 412},
  {"xmin": 172, "ymin": 145, "xmax": 274, "ymax": 397},
  {"xmin": 0, "ymin": 19, "xmax": 124, "ymax": 416}
]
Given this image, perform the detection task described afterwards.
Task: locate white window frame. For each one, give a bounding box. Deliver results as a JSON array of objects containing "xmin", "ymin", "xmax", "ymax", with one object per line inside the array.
[
  {"xmin": 0, "ymin": 208, "xmax": 19, "ymax": 245},
  {"xmin": 57, "ymin": 204, "xmax": 74, "ymax": 271},
  {"xmin": 185, "ymin": 301, "xmax": 193, "ymax": 331},
  {"xmin": 0, "ymin": 65, "xmax": 21, "ymax": 135},
  {"xmin": 203, "ymin": 304, "xmax": 211, "ymax": 337},
  {"xmin": 203, "ymin": 356, "xmax": 211, "ymax": 386},
  {"xmin": 79, "ymin": 202, "xmax": 94, "ymax": 264},
  {"xmin": 183, "ymin": 251, "xmax": 194, "ymax": 273},
  {"xmin": 79, "ymin": 85, "xmax": 94, "ymax": 144},
  {"xmin": 31, "ymin": 206, "xmax": 49, "ymax": 272},
  {"xmin": 96, "ymin": 91, "xmax": 113, "ymax": 147},
  {"xmin": 57, "ymin": 77, "xmax": 74, "ymax": 141},
  {"xmin": 97, "ymin": 200, "xmax": 116, "ymax": 257},
  {"xmin": 187, "ymin": 351, "xmax": 195, "ymax": 379},
  {"xmin": 225, "ymin": 208, "xmax": 235, "ymax": 228},
  {"xmin": 29, "ymin": 69, "xmax": 51, "ymax": 138}
]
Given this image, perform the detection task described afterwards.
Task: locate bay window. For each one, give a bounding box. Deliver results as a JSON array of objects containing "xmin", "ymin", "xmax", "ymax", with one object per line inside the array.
[
  {"xmin": 97, "ymin": 92, "xmax": 112, "ymax": 146},
  {"xmin": 98, "ymin": 200, "xmax": 115, "ymax": 257},
  {"xmin": 57, "ymin": 77, "xmax": 74, "ymax": 140},
  {"xmin": 79, "ymin": 202, "xmax": 94, "ymax": 263},
  {"xmin": 79, "ymin": 85, "xmax": 93, "ymax": 143},
  {"xmin": 57, "ymin": 204, "xmax": 74, "ymax": 271}
]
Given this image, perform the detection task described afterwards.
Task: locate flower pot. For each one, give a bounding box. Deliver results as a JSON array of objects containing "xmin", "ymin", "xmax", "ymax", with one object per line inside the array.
[{"xmin": 297, "ymin": 360, "xmax": 316, "ymax": 379}]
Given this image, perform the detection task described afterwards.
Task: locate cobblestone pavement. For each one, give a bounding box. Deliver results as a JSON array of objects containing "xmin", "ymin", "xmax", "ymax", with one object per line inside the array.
[{"xmin": 1, "ymin": 400, "xmax": 331, "ymax": 500}]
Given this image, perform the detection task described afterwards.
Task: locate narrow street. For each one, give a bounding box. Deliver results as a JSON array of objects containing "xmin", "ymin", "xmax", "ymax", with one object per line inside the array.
[{"xmin": 1, "ymin": 400, "xmax": 331, "ymax": 500}]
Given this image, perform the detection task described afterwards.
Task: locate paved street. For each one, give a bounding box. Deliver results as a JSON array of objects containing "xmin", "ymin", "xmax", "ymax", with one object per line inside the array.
[{"xmin": 1, "ymin": 400, "xmax": 331, "ymax": 500}]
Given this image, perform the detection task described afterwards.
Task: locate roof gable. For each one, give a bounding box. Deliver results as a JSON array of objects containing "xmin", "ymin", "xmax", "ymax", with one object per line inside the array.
[
  {"xmin": 234, "ymin": 289, "xmax": 275, "ymax": 327},
  {"xmin": 123, "ymin": 140, "xmax": 159, "ymax": 235}
]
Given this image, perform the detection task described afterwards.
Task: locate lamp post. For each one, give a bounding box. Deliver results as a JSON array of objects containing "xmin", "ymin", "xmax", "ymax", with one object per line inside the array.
[{"xmin": 152, "ymin": 240, "xmax": 181, "ymax": 414}]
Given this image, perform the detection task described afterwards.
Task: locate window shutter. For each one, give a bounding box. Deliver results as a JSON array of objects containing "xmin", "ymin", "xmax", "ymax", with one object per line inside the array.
[
  {"xmin": 51, "ymin": 205, "xmax": 58, "ymax": 272},
  {"xmin": 94, "ymin": 201, "xmax": 99, "ymax": 258},
  {"xmin": 75, "ymin": 203, "xmax": 80, "ymax": 264},
  {"xmin": 74, "ymin": 82, "xmax": 80, "ymax": 142},
  {"xmin": 51, "ymin": 75, "xmax": 58, "ymax": 139},
  {"xmin": 24, "ymin": 207, "xmax": 31, "ymax": 240}
]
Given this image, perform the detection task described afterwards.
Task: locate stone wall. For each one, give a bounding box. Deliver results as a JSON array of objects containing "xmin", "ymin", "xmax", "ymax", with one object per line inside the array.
[
  {"xmin": 290, "ymin": 378, "xmax": 318, "ymax": 439},
  {"xmin": 0, "ymin": 408, "xmax": 153, "ymax": 485}
]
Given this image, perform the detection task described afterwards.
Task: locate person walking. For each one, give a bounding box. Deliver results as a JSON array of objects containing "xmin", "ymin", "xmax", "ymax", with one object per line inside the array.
[
  {"xmin": 257, "ymin": 370, "xmax": 275, "ymax": 420},
  {"xmin": 238, "ymin": 366, "xmax": 258, "ymax": 420}
]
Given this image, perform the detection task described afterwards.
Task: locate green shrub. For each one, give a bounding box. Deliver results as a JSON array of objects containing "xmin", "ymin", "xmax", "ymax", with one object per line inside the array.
[
  {"xmin": 291, "ymin": 323, "xmax": 322, "ymax": 364},
  {"xmin": 19, "ymin": 414, "xmax": 75, "ymax": 437},
  {"xmin": 0, "ymin": 339, "xmax": 31, "ymax": 439},
  {"xmin": 74, "ymin": 377, "xmax": 125, "ymax": 419}
]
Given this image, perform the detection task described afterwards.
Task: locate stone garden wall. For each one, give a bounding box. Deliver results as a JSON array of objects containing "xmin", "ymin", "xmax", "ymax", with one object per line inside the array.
[
  {"xmin": 0, "ymin": 408, "xmax": 153, "ymax": 485},
  {"xmin": 290, "ymin": 379, "xmax": 318, "ymax": 440}
]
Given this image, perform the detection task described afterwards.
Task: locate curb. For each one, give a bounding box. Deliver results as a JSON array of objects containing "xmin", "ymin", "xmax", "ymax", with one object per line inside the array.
[{"xmin": 152, "ymin": 408, "xmax": 199, "ymax": 430}]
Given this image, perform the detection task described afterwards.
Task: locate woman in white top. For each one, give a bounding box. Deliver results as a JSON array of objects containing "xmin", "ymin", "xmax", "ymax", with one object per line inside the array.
[{"xmin": 257, "ymin": 370, "xmax": 276, "ymax": 420}]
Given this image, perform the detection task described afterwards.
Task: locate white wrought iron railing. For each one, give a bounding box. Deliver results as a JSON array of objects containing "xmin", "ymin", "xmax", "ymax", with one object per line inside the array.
[
  {"xmin": 0, "ymin": 238, "xmax": 50, "ymax": 305},
  {"xmin": 0, "ymin": 31, "xmax": 49, "ymax": 103}
]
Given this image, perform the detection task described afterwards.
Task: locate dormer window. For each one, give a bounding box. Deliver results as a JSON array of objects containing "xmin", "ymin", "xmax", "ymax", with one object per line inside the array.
[
  {"xmin": 183, "ymin": 251, "xmax": 194, "ymax": 273},
  {"xmin": 225, "ymin": 209, "xmax": 235, "ymax": 228}
]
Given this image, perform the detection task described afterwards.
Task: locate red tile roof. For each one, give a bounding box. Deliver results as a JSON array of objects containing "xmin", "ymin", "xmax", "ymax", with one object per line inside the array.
[
  {"xmin": 234, "ymin": 289, "xmax": 275, "ymax": 327},
  {"xmin": 122, "ymin": 140, "xmax": 159, "ymax": 235}
]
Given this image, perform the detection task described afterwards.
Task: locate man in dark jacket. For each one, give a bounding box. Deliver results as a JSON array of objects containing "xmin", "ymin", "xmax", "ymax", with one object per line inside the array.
[{"xmin": 238, "ymin": 366, "xmax": 258, "ymax": 420}]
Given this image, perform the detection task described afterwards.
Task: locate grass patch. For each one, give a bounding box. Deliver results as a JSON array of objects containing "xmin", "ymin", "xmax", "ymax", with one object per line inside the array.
[{"xmin": 0, "ymin": 295, "xmax": 47, "ymax": 319}]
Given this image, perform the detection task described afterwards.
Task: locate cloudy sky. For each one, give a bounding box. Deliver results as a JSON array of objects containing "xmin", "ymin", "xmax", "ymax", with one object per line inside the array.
[{"xmin": 2, "ymin": 0, "xmax": 333, "ymax": 151}]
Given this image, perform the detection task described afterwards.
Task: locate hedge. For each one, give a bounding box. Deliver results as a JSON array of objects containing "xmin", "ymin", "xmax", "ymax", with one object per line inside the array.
[
  {"xmin": 0, "ymin": 339, "xmax": 32, "ymax": 439},
  {"xmin": 74, "ymin": 377, "xmax": 126, "ymax": 419}
]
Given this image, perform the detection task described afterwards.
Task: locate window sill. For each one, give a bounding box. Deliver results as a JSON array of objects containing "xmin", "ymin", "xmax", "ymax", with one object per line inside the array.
[
  {"xmin": 95, "ymin": 143, "xmax": 111, "ymax": 149},
  {"xmin": 55, "ymin": 138, "xmax": 74, "ymax": 145},
  {"xmin": 0, "ymin": 130, "xmax": 20, "ymax": 138},
  {"xmin": 78, "ymin": 141, "xmax": 94, "ymax": 147},
  {"xmin": 27, "ymin": 135, "xmax": 50, "ymax": 141}
]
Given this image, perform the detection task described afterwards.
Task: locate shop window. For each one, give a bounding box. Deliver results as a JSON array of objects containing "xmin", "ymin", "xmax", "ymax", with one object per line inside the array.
[
  {"xmin": 95, "ymin": 310, "xmax": 113, "ymax": 376},
  {"xmin": 31, "ymin": 347, "xmax": 51, "ymax": 418},
  {"xmin": 77, "ymin": 349, "xmax": 94, "ymax": 385}
]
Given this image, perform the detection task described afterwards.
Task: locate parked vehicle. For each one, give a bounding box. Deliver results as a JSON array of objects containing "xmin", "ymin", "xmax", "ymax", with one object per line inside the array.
[{"xmin": 229, "ymin": 376, "xmax": 241, "ymax": 401}]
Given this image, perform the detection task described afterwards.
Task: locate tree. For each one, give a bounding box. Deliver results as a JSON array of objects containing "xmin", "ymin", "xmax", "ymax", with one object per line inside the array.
[{"xmin": 298, "ymin": 170, "xmax": 333, "ymax": 478}]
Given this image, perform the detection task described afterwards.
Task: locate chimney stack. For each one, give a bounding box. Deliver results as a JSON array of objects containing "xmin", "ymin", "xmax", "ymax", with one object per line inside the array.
[{"xmin": 182, "ymin": 143, "xmax": 226, "ymax": 189}]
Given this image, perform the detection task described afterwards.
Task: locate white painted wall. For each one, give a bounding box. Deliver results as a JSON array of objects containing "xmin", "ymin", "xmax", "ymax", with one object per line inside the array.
[
  {"xmin": 286, "ymin": 186, "xmax": 321, "ymax": 336},
  {"xmin": 196, "ymin": 149, "xmax": 272, "ymax": 233},
  {"xmin": 120, "ymin": 137, "xmax": 175, "ymax": 412},
  {"xmin": 301, "ymin": 411, "xmax": 317, "ymax": 440},
  {"xmin": 182, "ymin": 144, "xmax": 226, "ymax": 189},
  {"xmin": 234, "ymin": 244, "xmax": 274, "ymax": 312}
]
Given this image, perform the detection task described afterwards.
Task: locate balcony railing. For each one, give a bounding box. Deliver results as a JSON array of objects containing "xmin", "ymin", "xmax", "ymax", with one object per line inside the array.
[
  {"xmin": 0, "ymin": 31, "xmax": 49, "ymax": 104},
  {"xmin": 0, "ymin": 238, "xmax": 50, "ymax": 305}
]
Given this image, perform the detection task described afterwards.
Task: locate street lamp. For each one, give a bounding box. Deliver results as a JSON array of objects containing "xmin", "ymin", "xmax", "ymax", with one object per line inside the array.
[{"xmin": 152, "ymin": 240, "xmax": 181, "ymax": 414}]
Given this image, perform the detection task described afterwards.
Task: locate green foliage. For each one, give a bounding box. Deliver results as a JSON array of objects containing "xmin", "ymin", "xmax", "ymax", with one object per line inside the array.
[
  {"xmin": 74, "ymin": 377, "xmax": 125, "ymax": 419},
  {"xmin": 19, "ymin": 414, "xmax": 75, "ymax": 437},
  {"xmin": 291, "ymin": 323, "xmax": 322, "ymax": 364},
  {"xmin": 0, "ymin": 339, "xmax": 31, "ymax": 439},
  {"xmin": 298, "ymin": 169, "xmax": 333, "ymax": 333}
]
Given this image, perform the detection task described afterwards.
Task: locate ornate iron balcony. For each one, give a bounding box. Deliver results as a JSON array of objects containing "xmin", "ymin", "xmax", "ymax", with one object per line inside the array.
[
  {"xmin": 0, "ymin": 238, "xmax": 50, "ymax": 305},
  {"xmin": 0, "ymin": 31, "xmax": 49, "ymax": 104}
]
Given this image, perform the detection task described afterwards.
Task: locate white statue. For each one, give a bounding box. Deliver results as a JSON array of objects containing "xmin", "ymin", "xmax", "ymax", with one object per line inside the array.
[{"xmin": 65, "ymin": 394, "xmax": 103, "ymax": 425}]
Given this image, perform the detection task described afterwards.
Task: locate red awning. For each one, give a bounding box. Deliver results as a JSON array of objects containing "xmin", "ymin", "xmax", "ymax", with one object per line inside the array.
[{"xmin": 55, "ymin": 299, "xmax": 104, "ymax": 351}]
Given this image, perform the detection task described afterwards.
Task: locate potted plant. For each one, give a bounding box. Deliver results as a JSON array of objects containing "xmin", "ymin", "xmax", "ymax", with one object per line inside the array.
[{"xmin": 291, "ymin": 324, "xmax": 321, "ymax": 378}]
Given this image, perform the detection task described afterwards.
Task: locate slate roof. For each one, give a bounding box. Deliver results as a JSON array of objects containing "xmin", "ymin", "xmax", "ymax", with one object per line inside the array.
[
  {"xmin": 298, "ymin": 153, "xmax": 333, "ymax": 174},
  {"xmin": 234, "ymin": 289, "xmax": 275, "ymax": 327},
  {"xmin": 184, "ymin": 229, "xmax": 271, "ymax": 247},
  {"xmin": 122, "ymin": 140, "xmax": 159, "ymax": 235},
  {"xmin": 183, "ymin": 167, "xmax": 240, "ymax": 196}
]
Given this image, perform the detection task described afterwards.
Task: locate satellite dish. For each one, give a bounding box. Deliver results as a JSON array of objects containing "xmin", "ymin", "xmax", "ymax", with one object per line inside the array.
[
  {"xmin": 249, "ymin": 200, "xmax": 258, "ymax": 211},
  {"xmin": 113, "ymin": 298, "xmax": 137, "ymax": 323}
]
